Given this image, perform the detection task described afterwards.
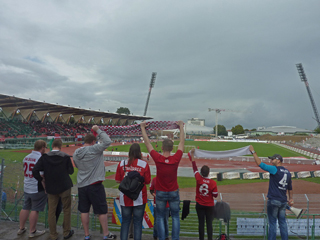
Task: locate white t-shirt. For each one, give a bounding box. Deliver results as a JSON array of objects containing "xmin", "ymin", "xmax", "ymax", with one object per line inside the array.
[{"xmin": 23, "ymin": 151, "xmax": 43, "ymax": 194}]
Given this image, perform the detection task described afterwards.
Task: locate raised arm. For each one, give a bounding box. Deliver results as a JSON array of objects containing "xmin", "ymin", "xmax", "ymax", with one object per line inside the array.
[
  {"xmin": 249, "ymin": 145, "xmax": 261, "ymax": 166},
  {"xmin": 189, "ymin": 148, "xmax": 198, "ymax": 173},
  {"xmin": 177, "ymin": 121, "xmax": 185, "ymax": 152},
  {"xmin": 140, "ymin": 121, "xmax": 154, "ymax": 153},
  {"xmin": 91, "ymin": 125, "xmax": 112, "ymax": 152}
]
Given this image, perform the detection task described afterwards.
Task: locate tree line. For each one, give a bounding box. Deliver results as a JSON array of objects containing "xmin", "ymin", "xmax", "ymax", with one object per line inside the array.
[{"xmin": 213, "ymin": 124, "xmax": 256, "ymax": 136}]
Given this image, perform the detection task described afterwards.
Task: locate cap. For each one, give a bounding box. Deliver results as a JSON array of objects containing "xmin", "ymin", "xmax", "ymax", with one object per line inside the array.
[{"xmin": 268, "ymin": 154, "xmax": 283, "ymax": 162}]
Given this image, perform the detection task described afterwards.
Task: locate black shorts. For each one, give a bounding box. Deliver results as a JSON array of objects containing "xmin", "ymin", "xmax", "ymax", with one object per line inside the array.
[{"xmin": 78, "ymin": 183, "xmax": 108, "ymax": 214}]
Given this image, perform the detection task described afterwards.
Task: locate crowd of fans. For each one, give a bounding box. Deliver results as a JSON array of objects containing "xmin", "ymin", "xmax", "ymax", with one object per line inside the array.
[{"xmin": 0, "ymin": 119, "xmax": 94, "ymax": 138}]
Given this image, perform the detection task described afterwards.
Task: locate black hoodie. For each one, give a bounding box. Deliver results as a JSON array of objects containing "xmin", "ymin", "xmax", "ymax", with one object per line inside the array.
[{"xmin": 33, "ymin": 150, "xmax": 74, "ymax": 195}]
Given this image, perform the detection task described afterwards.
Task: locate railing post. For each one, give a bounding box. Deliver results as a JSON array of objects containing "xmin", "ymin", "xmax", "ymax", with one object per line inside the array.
[
  {"xmin": 262, "ymin": 193, "xmax": 266, "ymax": 213},
  {"xmin": 14, "ymin": 192, "xmax": 18, "ymax": 221},
  {"xmin": 311, "ymin": 215, "xmax": 315, "ymax": 240},
  {"xmin": 77, "ymin": 210, "xmax": 80, "ymax": 229},
  {"xmin": 44, "ymin": 203, "xmax": 48, "ymax": 228},
  {"xmin": 305, "ymin": 194, "xmax": 309, "ymax": 240},
  {"xmin": 91, "ymin": 211, "xmax": 95, "ymax": 231},
  {"xmin": 227, "ymin": 220, "xmax": 229, "ymax": 237},
  {"xmin": 0, "ymin": 159, "xmax": 4, "ymax": 222}
]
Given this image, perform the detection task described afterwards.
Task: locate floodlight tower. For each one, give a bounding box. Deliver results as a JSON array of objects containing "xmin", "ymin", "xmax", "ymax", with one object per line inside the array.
[
  {"xmin": 143, "ymin": 72, "xmax": 157, "ymax": 116},
  {"xmin": 208, "ymin": 108, "xmax": 226, "ymax": 138},
  {"xmin": 296, "ymin": 63, "xmax": 320, "ymax": 128}
]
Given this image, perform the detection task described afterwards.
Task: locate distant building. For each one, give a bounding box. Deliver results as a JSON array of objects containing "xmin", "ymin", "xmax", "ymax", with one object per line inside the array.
[
  {"xmin": 187, "ymin": 118, "xmax": 205, "ymax": 126},
  {"xmin": 247, "ymin": 126, "xmax": 314, "ymax": 136}
]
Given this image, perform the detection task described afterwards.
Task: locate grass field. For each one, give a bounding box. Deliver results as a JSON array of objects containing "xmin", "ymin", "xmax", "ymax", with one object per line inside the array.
[{"xmin": 107, "ymin": 140, "xmax": 306, "ymax": 158}]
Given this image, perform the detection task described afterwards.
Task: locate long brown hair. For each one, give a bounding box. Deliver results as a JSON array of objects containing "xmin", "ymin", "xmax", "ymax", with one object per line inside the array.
[{"xmin": 128, "ymin": 143, "xmax": 142, "ymax": 166}]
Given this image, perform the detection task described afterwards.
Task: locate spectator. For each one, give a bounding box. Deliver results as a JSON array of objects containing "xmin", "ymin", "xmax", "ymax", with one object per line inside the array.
[
  {"xmin": 189, "ymin": 148, "xmax": 218, "ymax": 240},
  {"xmin": 150, "ymin": 176, "xmax": 170, "ymax": 240},
  {"xmin": 18, "ymin": 140, "xmax": 47, "ymax": 238},
  {"xmin": 140, "ymin": 121, "xmax": 185, "ymax": 240},
  {"xmin": 33, "ymin": 139, "xmax": 74, "ymax": 240},
  {"xmin": 1, "ymin": 191, "xmax": 7, "ymax": 210},
  {"xmin": 249, "ymin": 145, "xmax": 293, "ymax": 240},
  {"xmin": 73, "ymin": 125, "xmax": 116, "ymax": 240},
  {"xmin": 115, "ymin": 143, "xmax": 151, "ymax": 240}
]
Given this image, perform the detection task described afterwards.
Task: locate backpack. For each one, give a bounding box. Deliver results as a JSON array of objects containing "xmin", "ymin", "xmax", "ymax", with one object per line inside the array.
[
  {"xmin": 118, "ymin": 160, "xmax": 145, "ymax": 200},
  {"xmin": 216, "ymin": 233, "xmax": 228, "ymax": 240}
]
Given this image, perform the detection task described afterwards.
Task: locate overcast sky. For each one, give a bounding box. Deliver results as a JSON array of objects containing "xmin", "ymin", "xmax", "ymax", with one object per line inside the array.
[{"xmin": 1, "ymin": 0, "xmax": 320, "ymax": 130}]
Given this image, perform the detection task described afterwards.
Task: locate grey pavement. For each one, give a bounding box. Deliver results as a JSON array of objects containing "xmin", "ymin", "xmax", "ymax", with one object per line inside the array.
[{"xmin": 0, "ymin": 220, "xmax": 196, "ymax": 240}]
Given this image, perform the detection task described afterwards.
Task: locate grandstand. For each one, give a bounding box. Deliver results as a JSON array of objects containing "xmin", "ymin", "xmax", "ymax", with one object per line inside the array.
[{"xmin": 0, "ymin": 94, "xmax": 152, "ymax": 148}]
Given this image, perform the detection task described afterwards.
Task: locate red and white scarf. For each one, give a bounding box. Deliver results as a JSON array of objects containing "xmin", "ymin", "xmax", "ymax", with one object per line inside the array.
[{"xmin": 93, "ymin": 121, "xmax": 180, "ymax": 136}]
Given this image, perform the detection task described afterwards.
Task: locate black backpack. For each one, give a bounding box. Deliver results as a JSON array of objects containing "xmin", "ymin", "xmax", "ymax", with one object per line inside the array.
[{"xmin": 118, "ymin": 160, "xmax": 145, "ymax": 200}]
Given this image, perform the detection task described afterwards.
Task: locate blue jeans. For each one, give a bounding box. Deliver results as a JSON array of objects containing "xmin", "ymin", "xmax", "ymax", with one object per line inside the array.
[
  {"xmin": 267, "ymin": 199, "xmax": 288, "ymax": 240},
  {"xmin": 156, "ymin": 190, "xmax": 180, "ymax": 240},
  {"xmin": 153, "ymin": 207, "xmax": 170, "ymax": 238},
  {"xmin": 120, "ymin": 204, "xmax": 146, "ymax": 240}
]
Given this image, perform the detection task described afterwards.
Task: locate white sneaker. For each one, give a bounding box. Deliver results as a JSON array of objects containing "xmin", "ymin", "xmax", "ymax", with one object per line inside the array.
[
  {"xmin": 17, "ymin": 227, "xmax": 27, "ymax": 235},
  {"xmin": 29, "ymin": 229, "xmax": 46, "ymax": 238}
]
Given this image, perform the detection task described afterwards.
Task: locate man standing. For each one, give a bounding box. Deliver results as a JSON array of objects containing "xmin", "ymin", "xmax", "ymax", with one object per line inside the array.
[
  {"xmin": 18, "ymin": 140, "xmax": 47, "ymax": 238},
  {"xmin": 73, "ymin": 125, "xmax": 116, "ymax": 240},
  {"xmin": 33, "ymin": 139, "xmax": 74, "ymax": 240},
  {"xmin": 150, "ymin": 176, "xmax": 170, "ymax": 240},
  {"xmin": 140, "ymin": 121, "xmax": 185, "ymax": 240},
  {"xmin": 249, "ymin": 145, "xmax": 293, "ymax": 240}
]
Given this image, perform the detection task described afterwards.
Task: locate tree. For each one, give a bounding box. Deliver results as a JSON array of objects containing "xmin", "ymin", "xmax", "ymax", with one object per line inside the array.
[
  {"xmin": 231, "ymin": 124, "xmax": 244, "ymax": 135},
  {"xmin": 213, "ymin": 125, "xmax": 228, "ymax": 136},
  {"xmin": 314, "ymin": 127, "xmax": 320, "ymax": 134},
  {"xmin": 116, "ymin": 107, "xmax": 130, "ymax": 115}
]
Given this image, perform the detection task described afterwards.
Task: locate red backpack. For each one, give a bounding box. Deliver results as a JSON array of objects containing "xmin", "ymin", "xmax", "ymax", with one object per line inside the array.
[{"xmin": 216, "ymin": 233, "xmax": 228, "ymax": 240}]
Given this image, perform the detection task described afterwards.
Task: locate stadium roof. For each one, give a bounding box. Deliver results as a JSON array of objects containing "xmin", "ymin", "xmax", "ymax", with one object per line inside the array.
[
  {"xmin": 256, "ymin": 126, "xmax": 314, "ymax": 134},
  {"xmin": 0, "ymin": 94, "xmax": 152, "ymax": 124},
  {"xmin": 185, "ymin": 123, "xmax": 213, "ymax": 134}
]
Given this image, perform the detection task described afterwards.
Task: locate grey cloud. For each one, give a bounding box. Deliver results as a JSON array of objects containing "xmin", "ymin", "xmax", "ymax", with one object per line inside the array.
[{"xmin": 0, "ymin": 0, "xmax": 320, "ymax": 130}]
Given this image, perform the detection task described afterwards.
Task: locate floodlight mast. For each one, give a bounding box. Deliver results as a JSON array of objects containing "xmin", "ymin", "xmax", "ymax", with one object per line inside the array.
[
  {"xmin": 208, "ymin": 108, "xmax": 226, "ymax": 138},
  {"xmin": 296, "ymin": 63, "xmax": 320, "ymax": 128},
  {"xmin": 143, "ymin": 72, "xmax": 157, "ymax": 116}
]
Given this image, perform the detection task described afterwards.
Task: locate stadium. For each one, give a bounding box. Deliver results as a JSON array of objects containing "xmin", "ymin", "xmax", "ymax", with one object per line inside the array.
[{"xmin": 1, "ymin": 94, "xmax": 320, "ymax": 240}]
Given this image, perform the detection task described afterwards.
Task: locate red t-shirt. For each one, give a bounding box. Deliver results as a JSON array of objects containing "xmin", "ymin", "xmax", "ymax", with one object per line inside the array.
[
  {"xmin": 150, "ymin": 177, "xmax": 169, "ymax": 207},
  {"xmin": 150, "ymin": 150, "xmax": 183, "ymax": 192},
  {"xmin": 115, "ymin": 158, "xmax": 151, "ymax": 206},
  {"xmin": 192, "ymin": 161, "xmax": 218, "ymax": 206}
]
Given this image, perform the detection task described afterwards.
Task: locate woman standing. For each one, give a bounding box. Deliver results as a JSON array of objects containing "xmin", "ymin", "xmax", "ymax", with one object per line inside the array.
[
  {"xmin": 115, "ymin": 143, "xmax": 151, "ymax": 240},
  {"xmin": 189, "ymin": 149, "xmax": 218, "ymax": 240}
]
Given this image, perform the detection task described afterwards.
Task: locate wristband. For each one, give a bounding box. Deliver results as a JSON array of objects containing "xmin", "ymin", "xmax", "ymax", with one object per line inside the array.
[{"xmin": 251, "ymin": 150, "xmax": 256, "ymax": 155}]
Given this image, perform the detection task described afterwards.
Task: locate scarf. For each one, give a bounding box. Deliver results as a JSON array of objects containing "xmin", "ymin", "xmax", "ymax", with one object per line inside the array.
[
  {"xmin": 192, "ymin": 146, "xmax": 251, "ymax": 158},
  {"xmin": 92, "ymin": 121, "xmax": 180, "ymax": 136}
]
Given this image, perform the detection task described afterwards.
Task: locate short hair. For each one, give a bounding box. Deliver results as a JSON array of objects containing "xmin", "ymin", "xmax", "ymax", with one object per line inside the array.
[
  {"xmin": 84, "ymin": 133, "xmax": 96, "ymax": 144},
  {"xmin": 52, "ymin": 139, "xmax": 62, "ymax": 149},
  {"xmin": 200, "ymin": 165, "xmax": 210, "ymax": 177},
  {"xmin": 162, "ymin": 139, "xmax": 173, "ymax": 152},
  {"xmin": 34, "ymin": 140, "xmax": 47, "ymax": 151}
]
